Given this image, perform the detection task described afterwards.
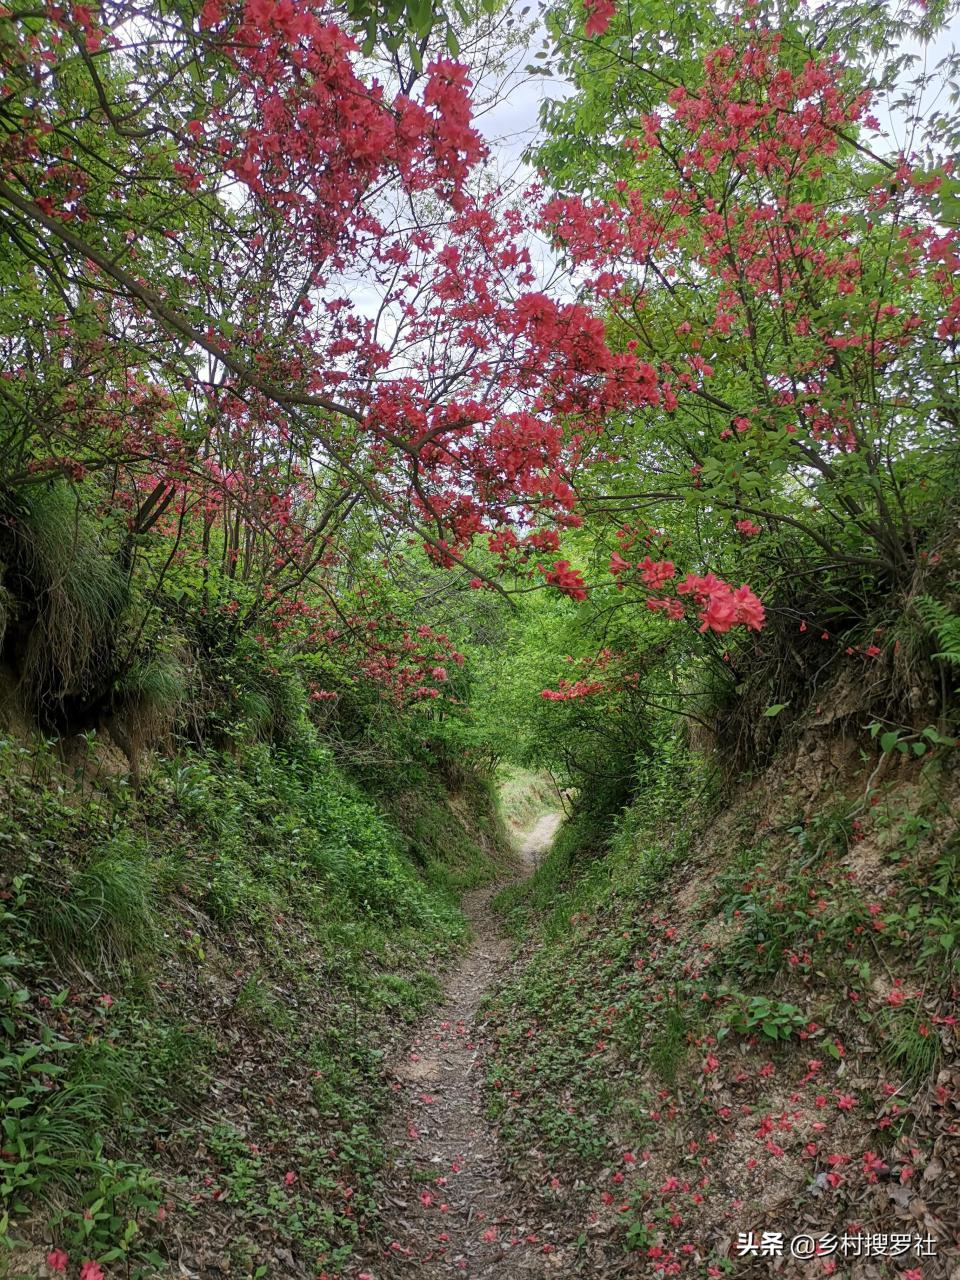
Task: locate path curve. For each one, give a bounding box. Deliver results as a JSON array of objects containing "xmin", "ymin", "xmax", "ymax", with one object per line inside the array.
[{"xmin": 369, "ymin": 810, "xmax": 565, "ymax": 1279}]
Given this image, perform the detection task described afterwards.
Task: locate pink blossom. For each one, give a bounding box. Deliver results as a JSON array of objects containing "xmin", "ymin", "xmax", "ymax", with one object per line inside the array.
[
  {"xmin": 731, "ymin": 585, "xmax": 765, "ymax": 631},
  {"xmin": 698, "ymin": 590, "xmax": 738, "ymax": 633},
  {"xmin": 638, "ymin": 556, "xmax": 676, "ymax": 588},
  {"xmin": 583, "ymin": 0, "xmax": 615, "ymax": 36}
]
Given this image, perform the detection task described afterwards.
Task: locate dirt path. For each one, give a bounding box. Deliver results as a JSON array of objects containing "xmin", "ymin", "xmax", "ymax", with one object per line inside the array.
[{"xmin": 369, "ymin": 811, "xmax": 566, "ymax": 1279}]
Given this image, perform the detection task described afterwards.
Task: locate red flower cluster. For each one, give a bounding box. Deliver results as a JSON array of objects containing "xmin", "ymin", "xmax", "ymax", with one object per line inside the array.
[
  {"xmin": 676, "ymin": 575, "xmax": 765, "ymax": 633},
  {"xmin": 45, "ymin": 1255, "xmax": 103, "ymax": 1280},
  {"xmin": 609, "ymin": 542, "xmax": 765, "ymax": 635},
  {"xmin": 584, "ymin": 0, "xmax": 616, "ymax": 37},
  {"xmin": 542, "ymin": 561, "xmax": 589, "ymax": 601}
]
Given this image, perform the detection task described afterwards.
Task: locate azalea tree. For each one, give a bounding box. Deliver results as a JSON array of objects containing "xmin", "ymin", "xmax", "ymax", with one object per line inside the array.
[
  {"xmin": 543, "ymin": 0, "xmax": 959, "ymax": 577},
  {"xmin": 505, "ymin": 0, "xmax": 960, "ymax": 682},
  {"xmin": 452, "ymin": 0, "xmax": 959, "ymax": 785},
  {"xmin": 0, "ymin": 0, "xmax": 642, "ymax": 708},
  {"xmin": 0, "ymin": 0, "xmax": 782, "ymax": 734}
]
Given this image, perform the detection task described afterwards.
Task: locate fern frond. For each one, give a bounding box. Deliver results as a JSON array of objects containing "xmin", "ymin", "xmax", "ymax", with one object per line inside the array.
[{"xmin": 916, "ymin": 595, "xmax": 960, "ymax": 667}]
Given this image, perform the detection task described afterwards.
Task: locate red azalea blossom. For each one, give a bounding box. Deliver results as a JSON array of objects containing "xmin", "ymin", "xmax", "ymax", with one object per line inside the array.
[
  {"xmin": 638, "ymin": 556, "xmax": 676, "ymax": 588},
  {"xmin": 584, "ymin": 0, "xmax": 616, "ymax": 37},
  {"xmin": 541, "ymin": 560, "xmax": 589, "ymax": 600},
  {"xmin": 677, "ymin": 574, "xmax": 766, "ymax": 633}
]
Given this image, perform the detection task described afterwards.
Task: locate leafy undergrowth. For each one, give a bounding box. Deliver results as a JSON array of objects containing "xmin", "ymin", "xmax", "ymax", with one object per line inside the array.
[
  {"xmin": 0, "ymin": 734, "xmax": 506, "ymax": 1278},
  {"xmin": 486, "ymin": 738, "xmax": 960, "ymax": 1279}
]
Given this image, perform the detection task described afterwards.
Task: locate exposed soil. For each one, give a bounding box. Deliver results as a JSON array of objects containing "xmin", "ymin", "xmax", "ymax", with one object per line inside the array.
[{"xmin": 367, "ymin": 812, "xmax": 566, "ymax": 1279}]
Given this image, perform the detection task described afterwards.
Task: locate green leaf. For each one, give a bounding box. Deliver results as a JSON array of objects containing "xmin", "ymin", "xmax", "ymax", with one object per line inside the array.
[
  {"xmin": 763, "ymin": 702, "xmax": 790, "ymax": 717},
  {"xmin": 879, "ymin": 731, "xmax": 900, "ymax": 753}
]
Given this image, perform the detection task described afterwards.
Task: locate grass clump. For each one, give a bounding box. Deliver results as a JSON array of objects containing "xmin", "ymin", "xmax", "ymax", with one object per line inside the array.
[
  {"xmin": 29, "ymin": 835, "xmax": 158, "ymax": 965},
  {"xmin": 2, "ymin": 483, "xmax": 126, "ymax": 708}
]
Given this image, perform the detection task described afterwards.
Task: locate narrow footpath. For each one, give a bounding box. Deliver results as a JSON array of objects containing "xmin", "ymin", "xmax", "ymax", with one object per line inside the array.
[{"xmin": 367, "ymin": 812, "xmax": 567, "ymax": 1279}]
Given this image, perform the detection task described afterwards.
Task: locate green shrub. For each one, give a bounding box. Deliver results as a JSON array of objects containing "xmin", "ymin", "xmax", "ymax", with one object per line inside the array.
[
  {"xmin": 718, "ymin": 993, "xmax": 807, "ymax": 1043},
  {"xmin": 118, "ymin": 648, "xmax": 187, "ymax": 713},
  {"xmin": 646, "ymin": 999, "xmax": 693, "ymax": 1083}
]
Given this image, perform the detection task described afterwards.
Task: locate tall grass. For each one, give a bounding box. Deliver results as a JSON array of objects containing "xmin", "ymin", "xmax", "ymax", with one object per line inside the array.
[
  {"xmin": 8, "ymin": 483, "xmax": 126, "ymax": 705},
  {"xmin": 118, "ymin": 648, "xmax": 188, "ymax": 715},
  {"xmin": 31, "ymin": 835, "xmax": 158, "ymax": 964}
]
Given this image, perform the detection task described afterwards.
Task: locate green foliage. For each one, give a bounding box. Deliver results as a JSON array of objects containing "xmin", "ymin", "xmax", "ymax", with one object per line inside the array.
[
  {"xmin": 916, "ymin": 594, "xmax": 960, "ymax": 667},
  {"xmin": 718, "ymin": 994, "xmax": 806, "ymax": 1043},
  {"xmin": 890, "ymin": 843, "xmax": 960, "ymax": 973},
  {"xmin": 645, "ymin": 999, "xmax": 693, "ymax": 1084},
  {"xmin": 182, "ymin": 621, "xmax": 314, "ymax": 750},
  {"xmin": 868, "ymin": 720, "xmax": 956, "ymax": 759},
  {"xmin": 29, "ymin": 836, "xmax": 158, "ymax": 964},
  {"xmin": 882, "ymin": 1004, "xmax": 942, "ymax": 1085},
  {"xmin": 347, "ymin": 0, "xmax": 505, "ymax": 59},
  {"xmin": 0, "ymin": 708, "xmax": 503, "ymax": 1267},
  {"xmin": 51, "ymin": 1156, "xmax": 165, "ymax": 1271},
  {"xmin": 118, "ymin": 648, "xmax": 187, "ymax": 711}
]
